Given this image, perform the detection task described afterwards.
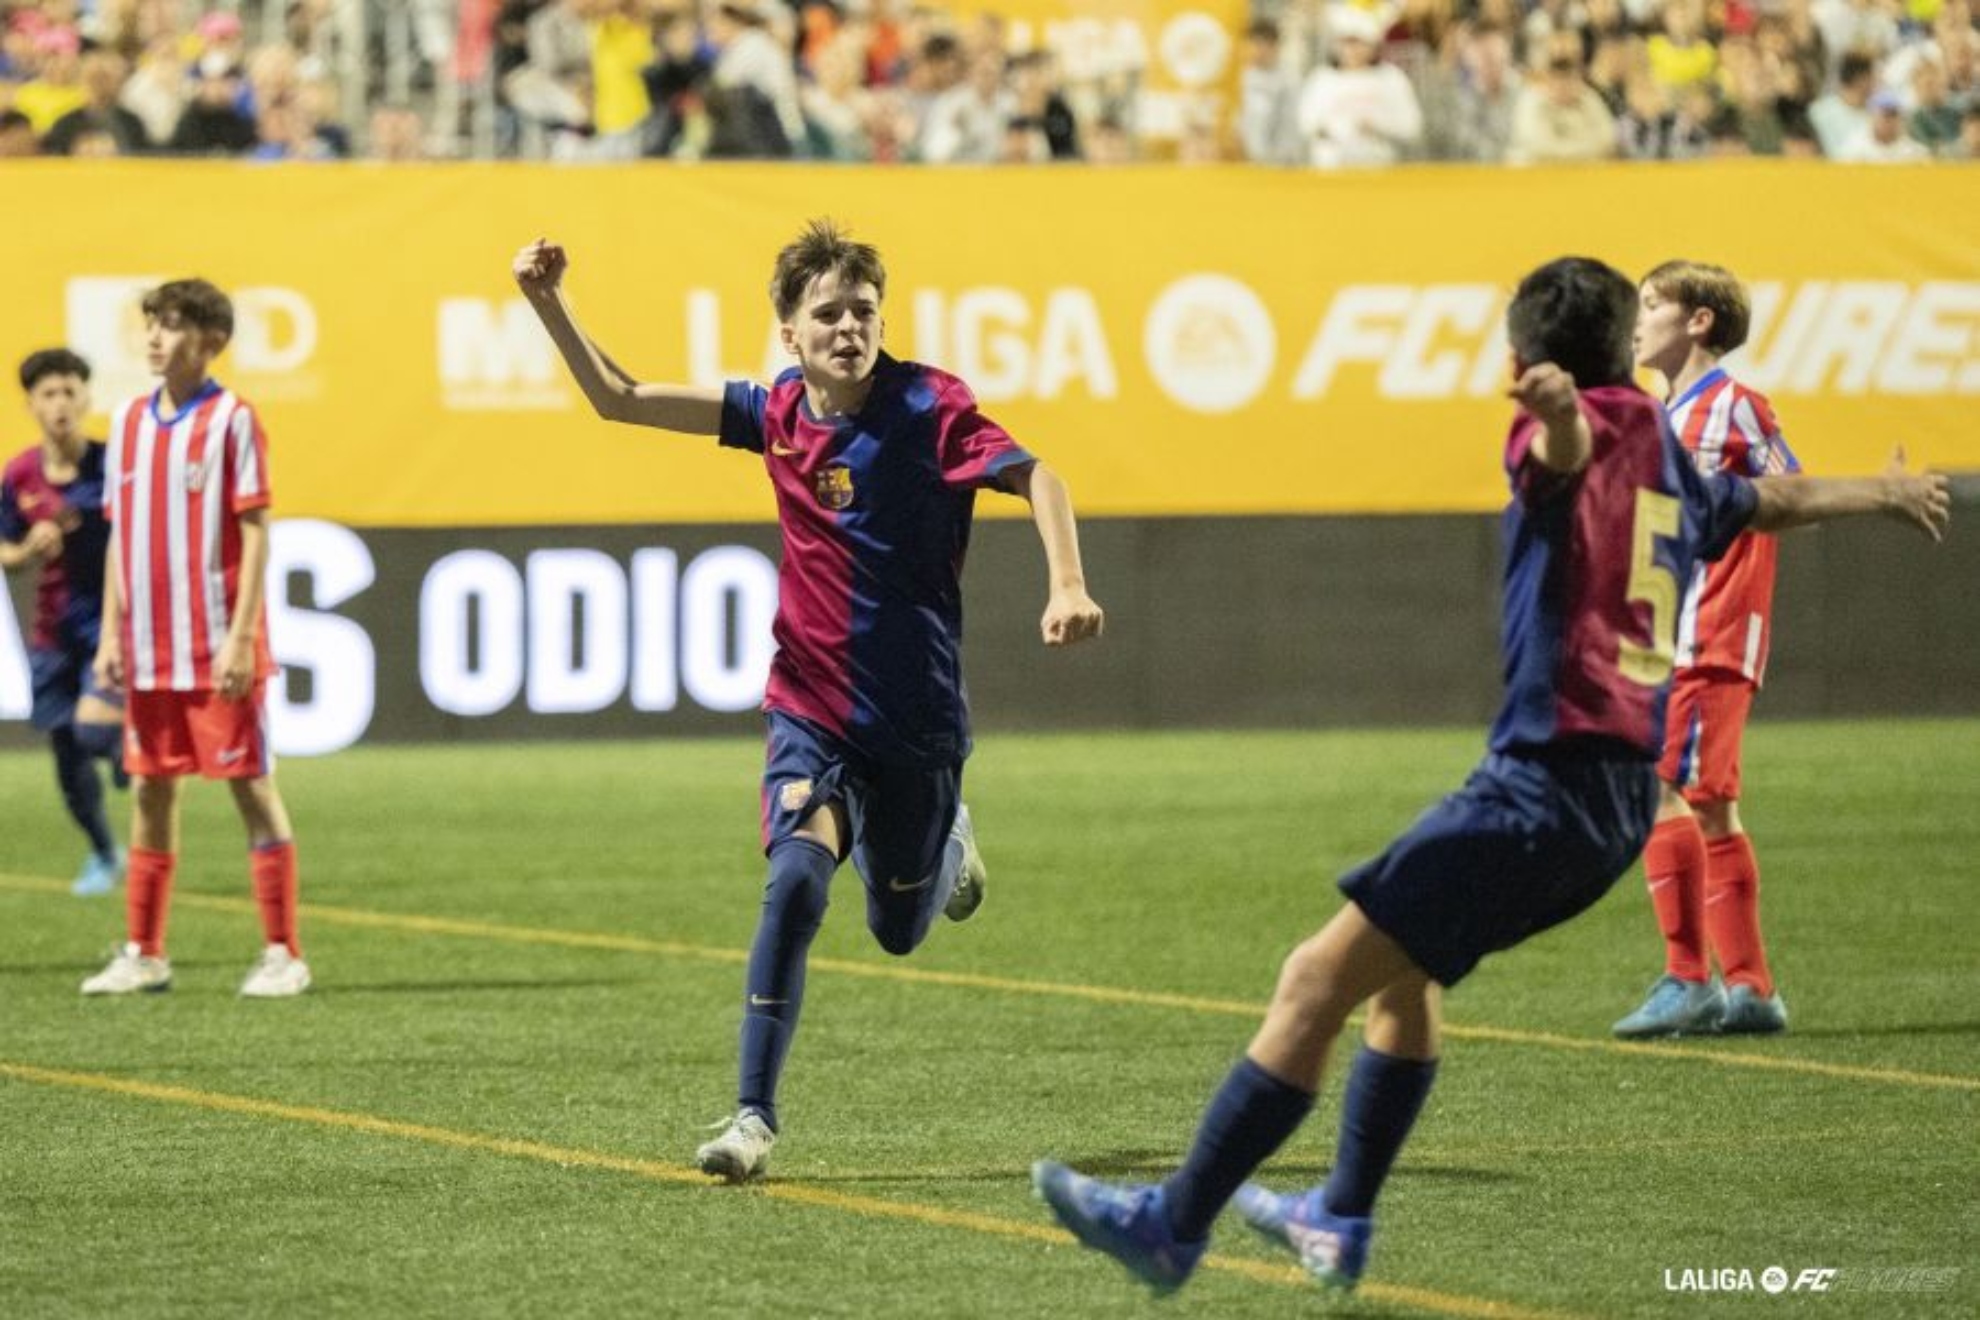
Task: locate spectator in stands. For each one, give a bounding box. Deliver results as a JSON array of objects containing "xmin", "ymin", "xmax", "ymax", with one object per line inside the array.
[
  {"xmin": 1835, "ymin": 85, "xmax": 1931, "ymax": 158},
  {"xmin": 0, "ymin": 106, "xmax": 36, "ymax": 155},
  {"xmin": 167, "ymin": 53, "xmax": 256, "ymax": 155},
  {"xmin": 1585, "ymin": 33, "xmax": 1636, "ymax": 116},
  {"xmin": 15, "ymin": 23, "xmax": 87, "ymax": 135},
  {"xmin": 117, "ymin": 33, "xmax": 185, "ymax": 147},
  {"xmin": 1507, "ymin": 47, "xmax": 1617, "ymax": 162},
  {"xmin": 1452, "ymin": 23, "xmax": 1524, "ymax": 162},
  {"xmin": 1908, "ymin": 59, "xmax": 1965, "ymax": 152},
  {"xmin": 706, "ymin": 1, "xmax": 805, "ymax": 159},
  {"xmin": 1239, "ymin": 17, "xmax": 1303, "ymax": 165},
  {"xmin": 1647, "ymin": 0, "xmax": 1718, "ymax": 92},
  {"xmin": 919, "ymin": 46, "xmax": 1009, "ymax": 163},
  {"xmin": 501, "ymin": 0, "xmax": 593, "ymax": 156},
  {"xmin": 802, "ymin": 30, "xmax": 877, "ymax": 160},
  {"xmin": 641, "ymin": 6, "xmax": 710, "ymax": 158},
  {"xmin": 1296, "ymin": 5, "xmax": 1425, "ymax": 167},
  {"xmin": 367, "ymin": 102, "xmax": 429, "ymax": 161},
  {"xmin": 1812, "ymin": 0, "xmax": 1899, "ymax": 74},
  {"xmin": 584, "ymin": 0, "xmax": 652, "ymax": 159},
  {"xmin": 44, "ymin": 48, "xmax": 147, "ymax": 154},
  {"xmin": 1009, "ymin": 50, "xmax": 1079, "ymax": 161},
  {"xmin": 1948, "ymin": 103, "xmax": 1980, "ymax": 158},
  {"xmin": 1809, "ymin": 49, "xmax": 1877, "ymax": 154}
]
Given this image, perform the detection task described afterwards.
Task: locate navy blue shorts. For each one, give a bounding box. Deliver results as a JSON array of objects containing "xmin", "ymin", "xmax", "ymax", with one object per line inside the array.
[
  {"xmin": 760, "ymin": 711, "xmax": 963, "ymax": 941},
  {"xmin": 29, "ymin": 646, "xmax": 120, "ymax": 733},
  {"xmin": 1339, "ymin": 747, "xmax": 1658, "ymax": 987}
]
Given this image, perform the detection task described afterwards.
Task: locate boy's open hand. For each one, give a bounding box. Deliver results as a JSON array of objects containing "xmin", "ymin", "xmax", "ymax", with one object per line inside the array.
[{"xmin": 1881, "ymin": 446, "xmax": 1953, "ymax": 542}]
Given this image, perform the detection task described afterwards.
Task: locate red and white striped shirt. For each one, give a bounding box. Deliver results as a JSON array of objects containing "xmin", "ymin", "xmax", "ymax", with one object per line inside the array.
[
  {"xmin": 105, "ymin": 382, "xmax": 275, "ymax": 691},
  {"xmin": 1666, "ymin": 368, "xmax": 1801, "ymax": 683}
]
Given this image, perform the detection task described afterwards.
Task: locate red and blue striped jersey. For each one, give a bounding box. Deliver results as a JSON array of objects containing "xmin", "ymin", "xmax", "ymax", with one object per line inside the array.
[
  {"xmin": 720, "ymin": 354, "xmax": 1035, "ymax": 766},
  {"xmin": 1666, "ymin": 368, "xmax": 1800, "ymax": 682},
  {"xmin": 1490, "ymin": 383, "xmax": 1758, "ymax": 758}
]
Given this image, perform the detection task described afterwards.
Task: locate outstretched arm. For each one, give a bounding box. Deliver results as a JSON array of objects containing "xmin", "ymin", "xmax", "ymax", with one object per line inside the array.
[
  {"xmin": 1749, "ymin": 447, "xmax": 1951, "ymax": 541},
  {"xmin": 513, "ymin": 239, "xmax": 723, "ymax": 435},
  {"xmin": 1008, "ymin": 461, "xmax": 1104, "ymax": 647}
]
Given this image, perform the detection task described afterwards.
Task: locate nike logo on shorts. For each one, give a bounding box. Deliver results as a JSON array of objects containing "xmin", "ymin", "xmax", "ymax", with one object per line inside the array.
[
  {"xmin": 886, "ymin": 876, "xmax": 934, "ymax": 893},
  {"xmin": 217, "ymin": 747, "xmax": 248, "ymax": 765}
]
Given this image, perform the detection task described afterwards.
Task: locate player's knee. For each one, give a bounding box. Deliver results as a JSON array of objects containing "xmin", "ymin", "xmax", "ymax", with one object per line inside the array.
[
  {"xmin": 1274, "ymin": 940, "xmax": 1361, "ymax": 1030},
  {"xmin": 871, "ymin": 921, "xmax": 922, "ymax": 957},
  {"xmin": 71, "ymin": 720, "xmax": 121, "ymax": 760}
]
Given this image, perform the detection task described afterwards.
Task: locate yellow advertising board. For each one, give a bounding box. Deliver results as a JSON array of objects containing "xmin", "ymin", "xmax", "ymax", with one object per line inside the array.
[{"xmin": 2, "ymin": 160, "xmax": 1976, "ymax": 527}]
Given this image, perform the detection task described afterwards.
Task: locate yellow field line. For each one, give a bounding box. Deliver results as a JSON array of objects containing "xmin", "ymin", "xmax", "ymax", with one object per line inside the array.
[
  {"xmin": 0, "ymin": 1060, "xmax": 1579, "ymax": 1320},
  {"xmin": 5, "ymin": 871, "xmax": 1975, "ymax": 1094}
]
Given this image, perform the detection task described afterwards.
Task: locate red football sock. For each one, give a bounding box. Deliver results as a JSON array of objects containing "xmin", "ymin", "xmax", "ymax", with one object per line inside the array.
[
  {"xmin": 1705, "ymin": 832, "xmax": 1772, "ymax": 996},
  {"xmin": 126, "ymin": 847, "xmax": 177, "ymax": 958},
  {"xmin": 1643, "ymin": 816, "xmax": 1709, "ymax": 983},
  {"xmin": 250, "ymin": 840, "xmax": 301, "ymax": 956}
]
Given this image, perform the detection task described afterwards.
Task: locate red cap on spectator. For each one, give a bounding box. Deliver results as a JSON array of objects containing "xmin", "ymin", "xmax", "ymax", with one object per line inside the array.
[
  {"xmin": 34, "ymin": 25, "xmax": 82, "ymax": 57},
  {"xmin": 197, "ymin": 11, "xmax": 245, "ymax": 41}
]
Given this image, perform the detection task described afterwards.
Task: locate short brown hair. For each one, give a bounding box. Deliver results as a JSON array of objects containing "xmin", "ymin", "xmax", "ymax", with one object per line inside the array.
[
  {"xmin": 141, "ymin": 278, "xmax": 234, "ymax": 340},
  {"xmin": 1641, "ymin": 260, "xmax": 1750, "ymax": 354},
  {"xmin": 769, "ymin": 219, "xmax": 885, "ymax": 321}
]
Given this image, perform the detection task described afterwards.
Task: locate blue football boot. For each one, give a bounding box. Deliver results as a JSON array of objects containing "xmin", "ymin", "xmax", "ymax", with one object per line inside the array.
[
  {"xmin": 1032, "ymin": 1161, "xmax": 1205, "ymax": 1295},
  {"xmin": 1233, "ymin": 1184, "xmax": 1374, "ymax": 1292}
]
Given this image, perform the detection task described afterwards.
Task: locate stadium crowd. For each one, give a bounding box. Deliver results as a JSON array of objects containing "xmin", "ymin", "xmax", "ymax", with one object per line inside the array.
[{"xmin": 0, "ymin": 0, "xmax": 1975, "ymax": 163}]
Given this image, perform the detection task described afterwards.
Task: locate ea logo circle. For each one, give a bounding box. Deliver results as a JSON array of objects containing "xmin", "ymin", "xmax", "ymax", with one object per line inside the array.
[
  {"xmin": 1144, "ymin": 274, "xmax": 1275, "ymax": 415},
  {"xmin": 1159, "ymin": 12, "xmax": 1232, "ymax": 87},
  {"xmin": 1760, "ymin": 1267, "xmax": 1789, "ymax": 1294}
]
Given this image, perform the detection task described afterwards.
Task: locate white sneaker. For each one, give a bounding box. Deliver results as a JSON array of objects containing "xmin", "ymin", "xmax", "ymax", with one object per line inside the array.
[
  {"xmin": 696, "ymin": 1111, "xmax": 776, "ymax": 1182},
  {"xmin": 944, "ymin": 803, "xmax": 987, "ymax": 922},
  {"xmin": 239, "ymin": 944, "xmax": 312, "ymax": 998},
  {"xmin": 81, "ymin": 942, "xmax": 172, "ymax": 996}
]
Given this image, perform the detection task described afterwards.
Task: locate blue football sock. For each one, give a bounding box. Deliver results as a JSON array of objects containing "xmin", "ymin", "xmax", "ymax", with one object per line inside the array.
[
  {"xmin": 736, "ymin": 836, "xmax": 836, "ymax": 1132},
  {"xmin": 51, "ymin": 727, "xmax": 116, "ymax": 860},
  {"xmin": 1162, "ymin": 1056, "xmax": 1315, "ymax": 1242},
  {"xmin": 1321, "ymin": 1046, "xmax": 1439, "ymax": 1218}
]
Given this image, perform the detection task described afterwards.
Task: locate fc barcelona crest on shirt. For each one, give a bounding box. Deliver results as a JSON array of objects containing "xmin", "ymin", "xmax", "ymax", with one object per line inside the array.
[
  {"xmin": 813, "ymin": 463, "xmax": 855, "ymax": 511},
  {"xmin": 778, "ymin": 779, "xmax": 814, "ymax": 812}
]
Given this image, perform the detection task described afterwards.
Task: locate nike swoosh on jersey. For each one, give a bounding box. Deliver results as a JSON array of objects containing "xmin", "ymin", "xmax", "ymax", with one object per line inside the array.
[
  {"xmin": 748, "ymin": 994, "xmax": 788, "ymax": 1007},
  {"xmin": 769, "ymin": 443, "xmax": 802, "ymax": 457}
]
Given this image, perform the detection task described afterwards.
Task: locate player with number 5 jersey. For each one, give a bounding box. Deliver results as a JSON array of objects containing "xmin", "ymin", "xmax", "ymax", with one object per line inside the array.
[{"xmin": 1034, "ymin": 257, "xmax": 1949, "ymax": 1301}]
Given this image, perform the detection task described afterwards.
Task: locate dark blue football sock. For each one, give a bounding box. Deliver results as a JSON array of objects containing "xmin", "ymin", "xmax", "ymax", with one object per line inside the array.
[
  {"xmin": 1162, "ymin": 1056, "xmax": 1316, "ymax": 1242},
  {"xmin": 736, "ymin": 836, "xmax": 837, "ymax": 1132},
  {"xmin": 51, "ymin": 727, "xmax": 116, "ymax": 860},
  {"xmin": 1321, "ymin": 1046, "xmax": 1439, "ymax": 1218}
]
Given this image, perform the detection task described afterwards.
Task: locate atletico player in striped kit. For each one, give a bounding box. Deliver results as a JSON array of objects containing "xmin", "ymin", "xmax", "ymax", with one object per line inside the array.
[
  {"xmin": 1615, "ymin": 261, "xmax": 1799, "ymax": 1039},
  {"xmin": 81, "ymin": 279, "xmax": 309, "ymax": 999}
]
